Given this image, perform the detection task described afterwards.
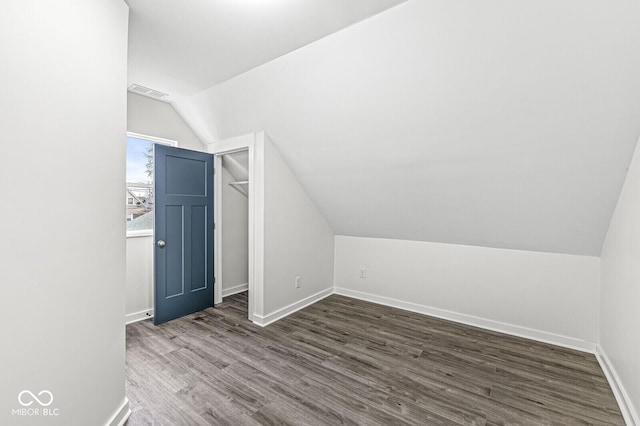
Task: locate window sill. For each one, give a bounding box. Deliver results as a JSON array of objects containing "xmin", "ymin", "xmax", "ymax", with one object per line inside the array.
[{"xmin": 126, "ymin": 230, "xmax": 153, "ymax": 238}]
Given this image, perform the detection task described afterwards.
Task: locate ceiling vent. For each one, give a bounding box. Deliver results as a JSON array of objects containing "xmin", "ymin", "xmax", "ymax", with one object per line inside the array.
[{"xmin": 128, "ymin": 84, "xmax": 169, "ymax": 101}]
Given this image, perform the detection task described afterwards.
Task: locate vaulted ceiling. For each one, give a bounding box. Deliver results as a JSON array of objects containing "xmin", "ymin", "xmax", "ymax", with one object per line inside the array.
[
  {"xmin": 128, "ymin": 0, "xmax": 640, "ymax": 256},
  {"xmin": 128, "ymin": 0, "xmax": 407, "ymax": 96}
]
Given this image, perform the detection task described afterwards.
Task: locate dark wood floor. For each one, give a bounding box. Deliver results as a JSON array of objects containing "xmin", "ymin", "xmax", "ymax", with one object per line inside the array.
[{"xmin": 125, "ymin": 292, "xmax": 623, "ymax": 425}]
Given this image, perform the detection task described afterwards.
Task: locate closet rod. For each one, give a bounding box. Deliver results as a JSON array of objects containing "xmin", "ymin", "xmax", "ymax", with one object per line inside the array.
[{"xmin": 229, "ymin": 181, "xmax": 248, "ymax": 185}]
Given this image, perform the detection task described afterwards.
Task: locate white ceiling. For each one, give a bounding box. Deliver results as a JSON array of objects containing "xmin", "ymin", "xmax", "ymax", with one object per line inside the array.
[
  {"xmin": 127, "ymin": 0, "xmax": 407, "ymax": 96},
  {"xmin": 129, "ymin": 0, "xmax": 640, "ymax": 256}
]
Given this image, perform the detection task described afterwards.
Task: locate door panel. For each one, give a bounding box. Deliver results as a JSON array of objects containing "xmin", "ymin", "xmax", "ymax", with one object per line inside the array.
[
  {"xmin": 164, "ymin": 205, "xmax": 184, "ymax": 298},
  {"xmin": 190, "ymin": 205, "xmax": 207, "ymax": 291},
  {"xmin": 154, "ymin": 145, "xmax": 214, "ymax": 325},
  {"xmin": 165, "ymin": 155, "xmax": 207, "ymax": 195}
]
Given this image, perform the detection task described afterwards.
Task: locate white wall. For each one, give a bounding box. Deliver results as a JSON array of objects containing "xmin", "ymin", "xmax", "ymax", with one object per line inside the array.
[
  {"xmin": 221, "ymin": 166, "xmax": 249, "ymax": 295},
  {"xmin": 261, "ymin": 136, "xmax": 335, "ymax": 319},
  {"xmin": 125, "ymin": 92, "xmax": 206, "ymax": 320},
  {"xmin": 0, "ymin": 1, "xmax": 129, "ymax": 425},
  {"xmin": 334, "ymin": 236, "xmax": 600, "ymax": 351},
  {"xmin": 127, "ymin": 92, "xmax": 205, "ymax": 152},
  {"xmin": 600, "ymin": 140, "xmax": 640, "ymax": 424},
  {"xmin": 126, "ymin": 235, "xmax": 154, "ymax": 322}
]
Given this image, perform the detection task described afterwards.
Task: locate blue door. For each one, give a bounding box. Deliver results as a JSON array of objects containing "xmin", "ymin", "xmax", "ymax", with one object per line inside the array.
[{"xmin": 154, "ymin": 145, "xmax": 214, "ymax": 325}]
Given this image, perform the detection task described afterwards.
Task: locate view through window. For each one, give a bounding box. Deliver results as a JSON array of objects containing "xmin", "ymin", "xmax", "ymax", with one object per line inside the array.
[
  {"xmin": 126, "ymin": 134, "xmax": 176, "ymax": 233},
  {"xmin": 126, "ymin": 136, "xmax": 154, "ymax": 232}
]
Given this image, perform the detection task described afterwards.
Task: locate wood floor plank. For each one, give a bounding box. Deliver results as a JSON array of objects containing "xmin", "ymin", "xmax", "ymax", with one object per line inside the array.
[{"xmin": 125, "ymin": 292, "xmax": 624, "ymax": 425}]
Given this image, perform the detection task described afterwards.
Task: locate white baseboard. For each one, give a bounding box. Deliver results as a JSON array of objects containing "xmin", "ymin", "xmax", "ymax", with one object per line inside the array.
[
  {"xmin": 596, "ymin": 345, "xmax": 639, "ymax": 426},
  {"xmin": 222, "ymin": 283, "xmax": 249, "ymax": 298},
  {"xmin": 333, "ymin": 287, "xmax": 596, "ymax": 353},
  {"xmin": 125, "ymin": 308, "xmax": 153, "ymax": 325},
  {"xmin": 105, "ymin": 397, "xmax": 131, "ymax": 426},
  {"xmin": 253, "ymin": 287, "xmax": 333, "ymax": 327}
]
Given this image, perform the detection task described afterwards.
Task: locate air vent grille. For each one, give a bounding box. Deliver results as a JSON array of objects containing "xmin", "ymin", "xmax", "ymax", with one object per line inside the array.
[{"xmin": 128, "ymin": 84, "xmax": 169, "ymax": 100}]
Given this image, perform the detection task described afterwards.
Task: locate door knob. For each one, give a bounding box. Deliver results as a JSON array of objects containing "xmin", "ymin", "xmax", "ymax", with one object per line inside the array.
[{"xmin": 157, "ymin": 240, "xmax": 166, "ymax": 248}]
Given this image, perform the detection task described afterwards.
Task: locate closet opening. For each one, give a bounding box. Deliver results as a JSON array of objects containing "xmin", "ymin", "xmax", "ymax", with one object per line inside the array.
[{"xmin": 216, "ymin": 150, "xmax": 249, "ymax": 315}]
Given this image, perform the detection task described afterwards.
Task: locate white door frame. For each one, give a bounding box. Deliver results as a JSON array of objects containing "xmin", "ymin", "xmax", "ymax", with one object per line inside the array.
[{"xmin": 208, "ymin": 132, "xmax": 265, "ymax": 323}]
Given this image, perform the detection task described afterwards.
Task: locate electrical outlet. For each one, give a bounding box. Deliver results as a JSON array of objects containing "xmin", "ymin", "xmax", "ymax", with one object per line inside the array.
[
  {"xmin": 295, "ymin": 276, "xmax": 302, "ymax": 289},
  {"xmin": 359, "ymin": 267, "xmax": 366, "ymax": 279}
]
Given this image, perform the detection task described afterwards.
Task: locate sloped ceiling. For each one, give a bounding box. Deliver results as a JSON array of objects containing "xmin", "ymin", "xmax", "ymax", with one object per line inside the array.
[
  {"xmin": 127, "ymin": 0, "xmax": 407, "ymax": 96},
  {"xmin": 130, "ymin": 0, "xmax": 640, "ymax": 256}
]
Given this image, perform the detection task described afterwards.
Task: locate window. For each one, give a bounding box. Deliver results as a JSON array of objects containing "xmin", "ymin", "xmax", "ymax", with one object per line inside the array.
[{"xmin": 126, "ymin": 133, "xmax": 177, "ymax": 235}]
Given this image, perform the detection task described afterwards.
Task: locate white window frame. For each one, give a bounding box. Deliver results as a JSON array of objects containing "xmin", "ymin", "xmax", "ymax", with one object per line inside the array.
[{"xmin": 126, "ymin": 132, "xmax": 177, "ymax": 238}]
